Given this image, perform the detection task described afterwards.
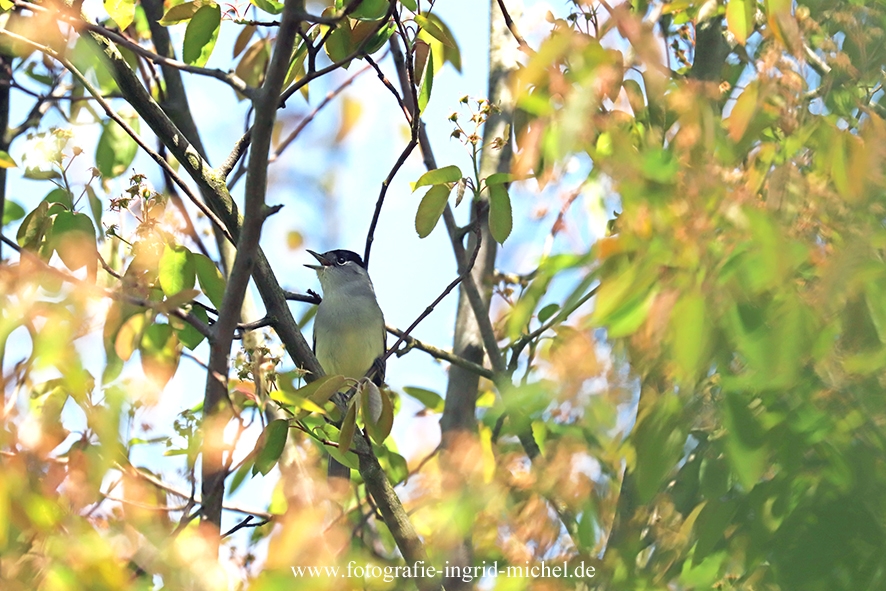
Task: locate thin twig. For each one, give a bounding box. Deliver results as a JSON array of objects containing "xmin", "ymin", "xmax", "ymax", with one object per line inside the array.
[
  {"xmin": 381, "ymin": 224, "xmax": 483, "ymax": 364},
  {"xmin": 495, "ymin": 0, "xmax": 531, "ymax": 51},
  {"xmin": 14, "ymin": 0, "xmax": 256, "ymax": 98},
  {"xmin": 271, "ymin": 61, "xmax": 373, "ymax": 163},
  {"xmin": 283, "ymin": 289, "xmax": 322, "ymax": 304},
  {"xmin": 386, "ymin": 326, "xmax": 494, "ymax": 379},
  {"xmin": 0, "ymin": 28, "xmax": 236, "ymax": 247},
  {"xmin": 222, "ymin": 515, "xmax": 271, "ymax": 538},
  {"xmin": 1, "ymin": 234, "xmax": 212, "ymax": 338}
]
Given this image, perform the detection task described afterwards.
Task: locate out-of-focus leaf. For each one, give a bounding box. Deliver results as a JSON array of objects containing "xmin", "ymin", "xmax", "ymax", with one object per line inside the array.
[
  {"xmin": 139, "ymin": 323, "xmax": 180, "ymax": 389},
  {"xmin": 96, "ymin": 115, "xmax": 139, "ymax": 179},
  {"xmin": 85, "ymin": 186, "xmax": 102, "ymax": 233},
  {"xmin": 415, "ymin": 184, "xmax": 451, "ymax": 238},
  {"xmin": 235, "ymin": 39, "xmax": 270, "ymax": 89},
  {"xmin": 488, "ymin": 183, "xmax": 512, "ymax": 244},
  {"xmin": 351, "ymin": 19, "xmax": 395, "ymax": 55},
  {"xmin": 726, "ymin": 0, "xmax": 754, "ymax": 45},
  {"xmin": 233, "ymin": 24, "xmax": 256, "ymax": 58},
  {"xmin": 631, "ymin": 393, "xmax": 685, "ymax": 503},
  {"xmin": 414, "ymin": 13, "xmax": 456, "ymax": 47},
  {"xmin": 669, "ymin": 291, "xmax": 710, "ymax": 383},
  {"xmin": 727, "ymin": 81, "xmax": 758, "ymax": 142},
  {"xmin": 193, "ymin": 254, "xmax": 226, "ymax": 309},
  {"xmin": 115, "ymin": 312, "xmax": 148, "ymax": 361},
  {"xmin": 722, "ymin": 391, "xmax": 768, "ymax": 490},
  {"xmin": 537, "ymin": 303, "xmax": 560, "ymax": 324},
  {"xmin": 182, "ymin": 4, "xmax": 220, "ymax": 67},
  {"xmin": 400, "ymin": 0, "xmax": 417, "ymax": 10},
  {"xmin": 403, "ymin": 386, "xmax": 444, "ymax": 413},
  {"xmin": 414, "ymin": 165, "xmax": 461, "ymax": 189},
  {"xmin": 2, "ymin": 200, "xmax": 24, "ymax": 225},
  {"xmin": 51, "ymin": 211, "xmax": 97, "ymax": 274},
  {"xmin": 159, "ymin": 244, "xmax": 196, "ymax": 297},
  {"xmin": 253, "ymin": 419, "xmax": 288, "ymax": 476},
  {"xmin": 105, "ymin": 0, "xmax": 135, "ymax": 30},
  {"xmin": 0, "ymin": 150, "xmax": 17, "ymax": 168}
]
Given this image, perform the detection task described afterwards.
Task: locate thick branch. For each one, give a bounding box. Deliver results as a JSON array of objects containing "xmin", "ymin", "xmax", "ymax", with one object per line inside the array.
[{"xmin": 201, "ymin": 0, "xmax": 303, "ymax": 534}]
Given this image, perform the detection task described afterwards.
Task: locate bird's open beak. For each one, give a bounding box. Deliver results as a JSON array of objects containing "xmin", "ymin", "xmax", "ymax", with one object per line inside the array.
[{"xmin": 304, "ymin": 250, "xmax": 332, "ymax": 271}]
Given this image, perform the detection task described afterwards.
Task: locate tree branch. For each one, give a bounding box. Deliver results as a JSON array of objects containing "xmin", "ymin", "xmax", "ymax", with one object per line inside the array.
[{"xmin": 201, "ymin": 0, "xmax": 303, "ymax": 535}]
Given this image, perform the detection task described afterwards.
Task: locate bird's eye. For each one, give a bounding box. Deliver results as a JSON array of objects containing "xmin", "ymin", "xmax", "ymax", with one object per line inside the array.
[{"xmin": 336, "ymin": 255, "xmax": 346, "ymax": 265}]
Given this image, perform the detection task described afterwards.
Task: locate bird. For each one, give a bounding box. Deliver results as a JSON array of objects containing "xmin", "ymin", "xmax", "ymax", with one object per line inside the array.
[{"xmin": 305, "ymin": 249, "xmax": 386, "ymax": 486}]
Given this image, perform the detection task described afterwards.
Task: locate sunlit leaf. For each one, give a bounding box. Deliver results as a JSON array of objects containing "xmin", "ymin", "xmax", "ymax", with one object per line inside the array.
[
  {"xmin": 0, "ymin": 150, "xmax": 17, "ymax": 168},
  {"xmin": 51, "ymin": 211, "xmax": 97, "ymax": 274},
  {"xmin": 193, "ymin": 254, "xmax": 226, "ymax": 309},
  {"xmin": 104, "ymin": 0, "xmax": 135, "ymax": 30},
  {"xmin": 727, "ymin": 81, "xmax": 758, "ymax": 142},
  {"xmin": 414, "ymin": 13, "xmax": 456, "ymax": 47},
  {"xmin": 159, "ymin": 244, "xmax": 196, "ymax": 297},
  {"xmin": 139, "ymin": 323, "xmax": 180, "ymax": 389},
  {"xmin": 726, "ymin": 0, "xmax": 754, "ymax": 45},
  {"xmin": 722, "ymin": 391, "xmax": 768, "ymax": 490},
  {"xmin": 96, "ymin": 114, "xmax": 139, "ymax": 179},
  {"xmin": 182, "ymin": 4, "xmax": 220, "ymax": 67},
  {"xmin": 159, "ymin": 0, "xmax": 210, "ymax": 25},
  {"xmin": 417, "ymin": 46, "xmax": 434, "ymax": 113}
]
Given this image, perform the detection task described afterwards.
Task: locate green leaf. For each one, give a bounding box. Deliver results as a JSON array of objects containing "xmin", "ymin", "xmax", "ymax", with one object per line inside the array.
[
  {"xmin": 417, "ymin": 46, "xmax": 434, "ymax": 113},
  {"xmin": 253, "ymin": 419, "xmax": 288, "ymax": 476},
  {"xmin": 488, "ymin": 183, "xmax": 512, "ymax": 244},
  {"xmin": 159, "ymin": 244, "xmax": 196, "ymax": 297},
  {"xmin": 249, "ymin": 0, "xmax": 284, "ymax": 15},
  {"xmin": 400, "ymin": 0, "xmax": 417, "ymax": 11},
  {"xmin": 44, "ymin": 187, "xmax": 73, "ymax": 209},
  {"xmin": 158, "ymin": 1, "xmax": 209, "ymax": 25},
  {"xmin": 51, "ymin": 211, "xmax": 97, "ymax": 273},
  {"xmin": 414, "ymin": 14, "xmax": 456, "ymax": 48},
  {"xmin": 86, "ymin": 186, "xmax": 102, "ymax": 232},
  {"xmin": 414, "ymin": 165, "xmax": 461, "ymax": 190},
  {"xmin": 0, "ymin": 150, "xmax": 17, "ymax": 168},
  {"xmin": 193, "ymin": 254, "xmax": 226, "ymax": 309},
  {"xmin": 631, "ymin": 393, "xmax": 685, "ymax": 503},
  {"xmin": 324, "ymin": 22, "xmax": 353, "ymax": 63},
  {"xmin": 105, "ymin": 0, "xmax": 136, "ymax": 30},
  {"xmin": 338, "ymin": 400, "xmax": 357, "ymax": 455},
  {"xmin": 351, "ymin": 0, "xmax": 387, "ymax": 20},
  {"xmin": 485, "ymin": 172, "xmax": 513, "ymax": 186},
  {"xmin": 183, "ymin": 4, "xmax": 220, "ymax": 67},
  {"xmin": 722, "ymin": 392, "xmax": 768, "ymax": 490},
  {"xmin": 403, "ymin": 386, "xmax": 444, "ymax": 412},
  {"xmin": 537, "ymin": 303, "xmax": 560, "ymax": 324},
  {"xmin": 415, "ymin": 184, "xmax": 451, "ymax": 238},
  {"xmin": 96, "ymin": 115, "xmax": 139, "ymax": 179},
  {"xmin": 139, "ymin": 323, "xmax": 180, "ymax": 388},
  {"xmin": 3, "ymin": 200, "xmax": 24, "ymax": 225},
  {"xmin": 669, "ymin": 291, "xmax": 710, "ymax": 383},
  {"xmin": 726, "ymin": 0, "xmax": 754, "ymax": 45},
  {"xmin": 175, "ymin": 305, "xmax": 208, "ymax": 350}
]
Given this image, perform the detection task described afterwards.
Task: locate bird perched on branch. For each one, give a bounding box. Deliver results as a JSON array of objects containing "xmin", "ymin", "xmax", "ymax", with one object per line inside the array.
[{"xmin": 305, "ymin": 249, "xmax": 386, "ymax": 487}]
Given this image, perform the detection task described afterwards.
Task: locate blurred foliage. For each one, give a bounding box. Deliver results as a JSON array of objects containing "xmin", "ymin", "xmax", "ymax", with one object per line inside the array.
[{"xmin": 0, "ymin": 0, "xmax": 885, "ymax": 589}]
